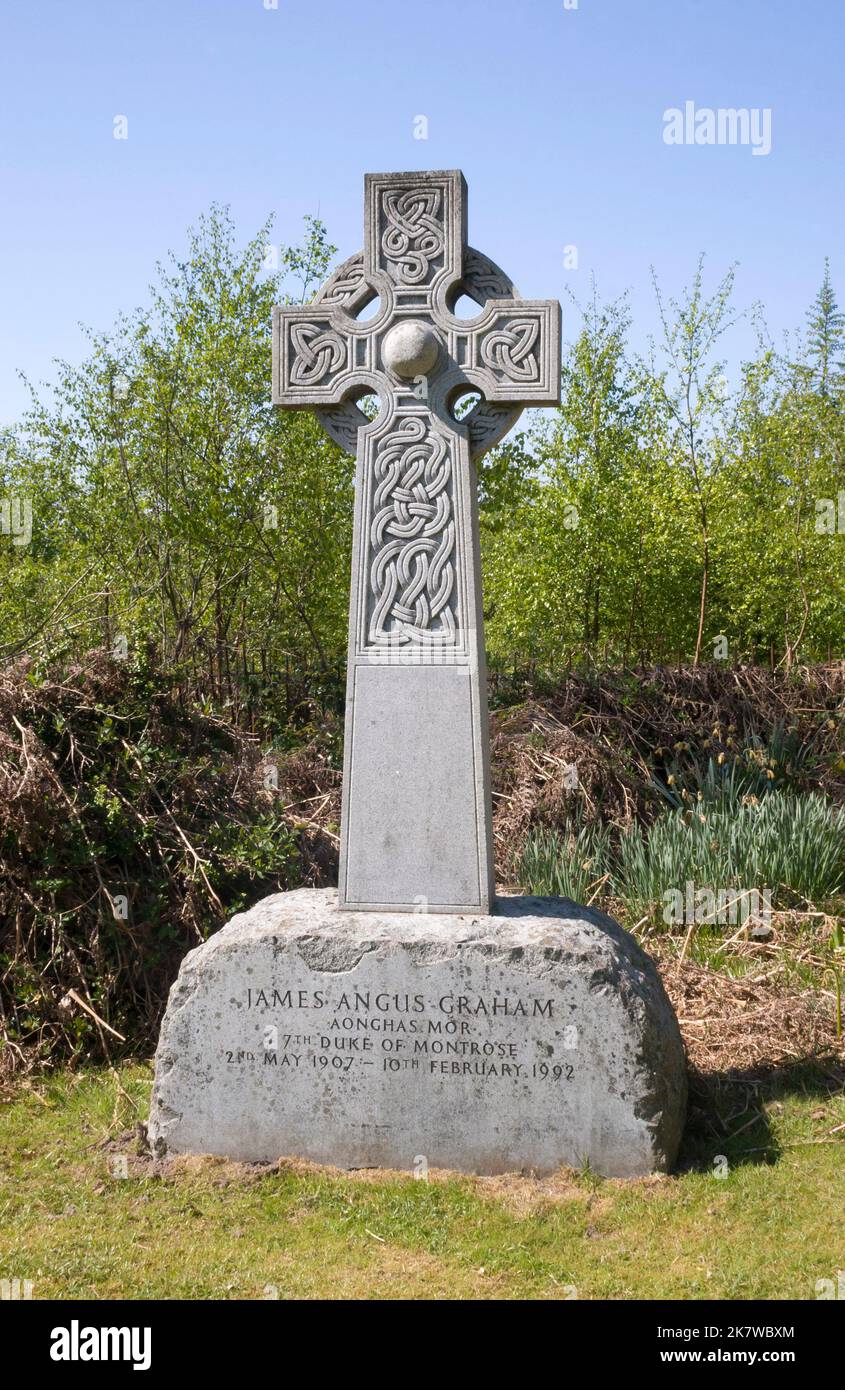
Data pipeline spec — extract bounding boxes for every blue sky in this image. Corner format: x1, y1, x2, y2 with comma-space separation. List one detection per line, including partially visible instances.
0, 0, 842, 425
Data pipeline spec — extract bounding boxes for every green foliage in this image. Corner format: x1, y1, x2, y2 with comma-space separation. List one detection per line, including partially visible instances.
616, 792, 845, 920
651, 720, 811, 811
518, 821, 612, 901
1, 213, 842, 689
0, 655, 303, 1068
520, 791, 845, 922
0, 207, 353, 727
483, 260, 845, 672
804, 257, 845, 397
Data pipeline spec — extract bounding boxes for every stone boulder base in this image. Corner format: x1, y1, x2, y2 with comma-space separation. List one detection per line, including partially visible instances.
148, 890, 687, 1179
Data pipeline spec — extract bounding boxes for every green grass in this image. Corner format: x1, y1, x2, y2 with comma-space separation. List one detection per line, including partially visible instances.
1, 1064, 843, 1300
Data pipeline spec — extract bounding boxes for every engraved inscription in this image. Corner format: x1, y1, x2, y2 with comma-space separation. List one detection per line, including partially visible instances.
234, 987, 577, 1085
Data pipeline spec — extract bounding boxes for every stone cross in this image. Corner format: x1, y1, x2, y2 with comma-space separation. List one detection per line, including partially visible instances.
273, 170, 560, 912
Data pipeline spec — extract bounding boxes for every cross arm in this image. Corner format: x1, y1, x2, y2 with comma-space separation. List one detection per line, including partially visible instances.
272, 303, 375, 408
451, 299, 562, 407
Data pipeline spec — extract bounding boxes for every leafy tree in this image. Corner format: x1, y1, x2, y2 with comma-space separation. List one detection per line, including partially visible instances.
1, 208, 354, 723
645, 258, 750, 666
2, 219, 843, 702
804, 259, 845, 398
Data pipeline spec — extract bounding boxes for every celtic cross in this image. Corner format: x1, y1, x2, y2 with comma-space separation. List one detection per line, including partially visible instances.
273, 170, 560, 912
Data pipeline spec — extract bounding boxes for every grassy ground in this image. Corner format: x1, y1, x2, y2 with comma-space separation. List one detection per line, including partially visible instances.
1, 1063, 843, 1300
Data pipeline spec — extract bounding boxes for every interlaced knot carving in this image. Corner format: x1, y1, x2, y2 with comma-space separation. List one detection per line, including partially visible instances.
369, 417, 455, 646
480, 318, 540, 381
316, 253, 367, 306
289, 323, 345, 386
381, 189, 444, 285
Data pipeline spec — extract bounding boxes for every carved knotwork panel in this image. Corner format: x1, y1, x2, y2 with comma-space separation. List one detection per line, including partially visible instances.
274, 309, 355, 403
314, 251, 370, 311
466, 303, 560, 402
364, 414, 458, 650
480, 316, 541, 381
460, 247, 514, 302
365, 170, 465, 292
